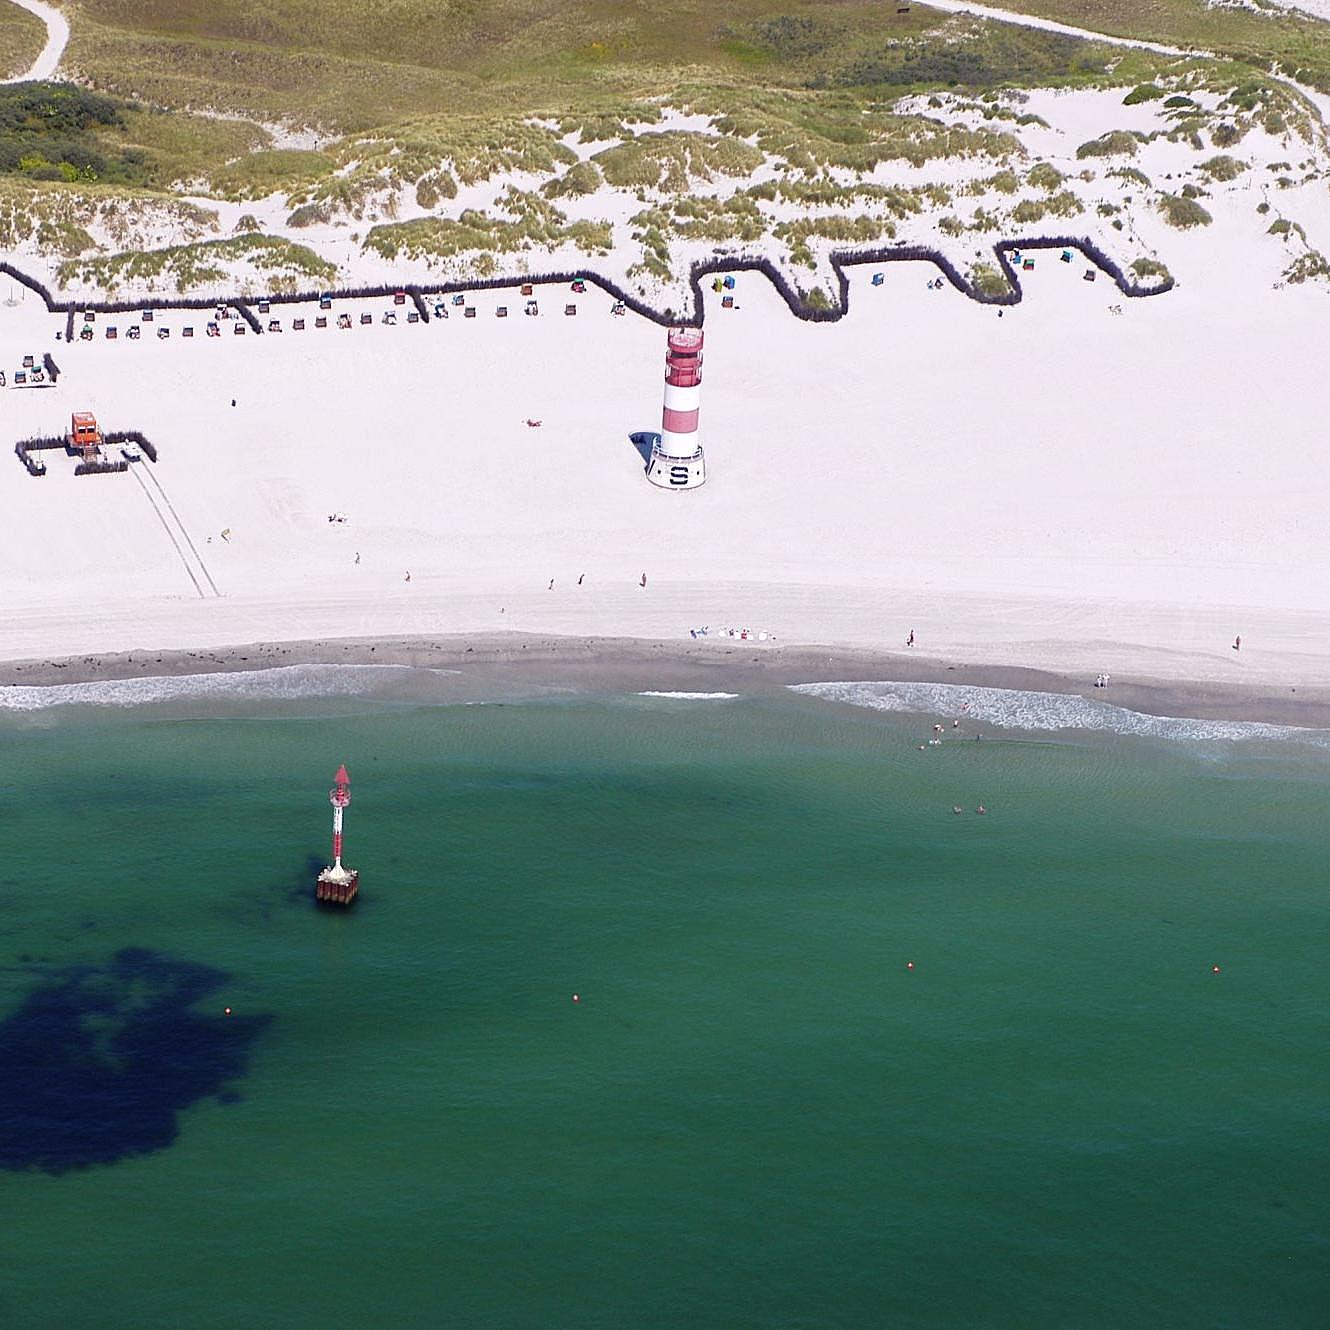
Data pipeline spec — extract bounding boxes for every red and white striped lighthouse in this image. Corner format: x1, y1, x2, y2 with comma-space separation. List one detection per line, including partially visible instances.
645, 326, 707, 489
316, 763, 359, 905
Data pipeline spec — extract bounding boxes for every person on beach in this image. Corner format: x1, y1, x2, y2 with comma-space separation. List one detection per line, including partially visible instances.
907, 630, 915, 647
640, 573, 647, 588
578, 574, 585, 585
548, 579, 554, 590
405, 572, 411, 582
1233, 635, 1241, 651
355, 553, 360, 565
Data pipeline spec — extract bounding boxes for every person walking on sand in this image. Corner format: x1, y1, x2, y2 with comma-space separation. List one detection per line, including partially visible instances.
405, 571, 411, 582
355, 552, 360, 565
907, 630, 915, 647
640, 573, 647, 588
548, 578, 554, 591
578, 573, 585, 585
1233, 635, 1241, 652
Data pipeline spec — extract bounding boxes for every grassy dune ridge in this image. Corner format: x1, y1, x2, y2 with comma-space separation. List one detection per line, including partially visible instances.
0, 0, 48, 80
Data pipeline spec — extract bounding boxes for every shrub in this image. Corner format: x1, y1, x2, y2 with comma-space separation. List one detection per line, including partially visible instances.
1076, 131, 1139, 159
969, 262, 1009, 298
1200, 155, 1245, 181
1157, 193, 1212, 229
1123, 84, 1164, 105
1131, 257, 1170, 279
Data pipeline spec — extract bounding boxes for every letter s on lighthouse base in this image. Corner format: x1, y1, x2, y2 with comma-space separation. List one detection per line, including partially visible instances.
641, 432, 706, 490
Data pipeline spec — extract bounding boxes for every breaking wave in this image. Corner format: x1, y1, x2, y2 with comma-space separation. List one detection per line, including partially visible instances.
788, 680, 1330, 746
0, 664, 446, 711
637, 691, 741, 701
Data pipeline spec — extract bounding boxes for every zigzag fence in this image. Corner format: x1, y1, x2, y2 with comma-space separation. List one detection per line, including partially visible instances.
3, 236, 1172, 336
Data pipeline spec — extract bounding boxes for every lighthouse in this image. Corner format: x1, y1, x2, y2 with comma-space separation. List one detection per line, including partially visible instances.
642, 326, 706, 490
315, 763, 359, 905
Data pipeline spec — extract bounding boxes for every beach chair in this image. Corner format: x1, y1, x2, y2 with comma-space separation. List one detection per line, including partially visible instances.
207, 323, 220, 337
393, 290, 406, 305
564, 304, 577, 316
407, 311, 420, 323
1083, 269, 1096, 282
496, 306, 508, 318
319, 295, 332, 310
268, 319, 282, 332
337, 313, 352, 328
107, 326, 117, 339
127, 326, 141, 340
157, 327, 170, 339
611, 302, 625, 316
22, 355, 33, 367
434, 302, 447, 318
234, 323, 245, 334
258, 300, 270, 314
721, 296, 734, 309
712, 278, 724, 293
293, 318, 306, 330
143, 310, 154, 322
871, 272, 885, 286
360, 312, 372, 325
183, 326, 194, 338
723, 276, 736, 289
452, 293, 466, 306
464, 306, 477, 318
1022, 259, 1035, 271
571, 279, 586, 293
80, 326, 93, 341
1060, 250, 1073, 263
525, 300, 539, 316
382, 311, 396, 325
521, 283, 534, 296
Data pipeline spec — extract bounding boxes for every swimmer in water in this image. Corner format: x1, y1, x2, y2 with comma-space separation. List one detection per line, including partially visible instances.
977, 803, 987, 815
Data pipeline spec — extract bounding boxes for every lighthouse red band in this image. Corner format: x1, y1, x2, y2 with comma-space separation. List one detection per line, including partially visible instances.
329, 763, 350, 869
660, 327, 703, 456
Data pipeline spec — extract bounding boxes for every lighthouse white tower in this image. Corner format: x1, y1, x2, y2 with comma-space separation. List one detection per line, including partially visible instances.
645, 326, 706, 490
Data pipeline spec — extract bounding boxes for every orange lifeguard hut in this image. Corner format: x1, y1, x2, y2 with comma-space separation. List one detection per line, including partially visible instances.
67, 412, 101, 460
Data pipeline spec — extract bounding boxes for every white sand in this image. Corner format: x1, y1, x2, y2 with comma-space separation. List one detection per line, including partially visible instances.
1, 230, 1326, 691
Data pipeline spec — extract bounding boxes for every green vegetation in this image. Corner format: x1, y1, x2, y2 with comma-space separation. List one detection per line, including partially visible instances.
969, 0, 1330, 95
58, 234, 336, 293
773, 213, 890, 266
206, 150, 335, 201
1123, 83, 1164, 104
541, 161, 604, 199
593, 132, 763, 191
1157, 193, 1212, 229
1108, 166, 1151, 187
1284, 250, 1330, 285
0, 3, 46, 81
1010, 189, 1082, 223
364, 191, 612, 263
1076, 131, 1141, 159
970, 262, 1010, 297
1026, 162, 1065, 192
1200, 154, 1245, 181
1130, 256, 1170, 280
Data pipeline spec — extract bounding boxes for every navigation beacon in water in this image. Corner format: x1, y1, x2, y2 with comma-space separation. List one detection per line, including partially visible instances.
316, 764, 359, 905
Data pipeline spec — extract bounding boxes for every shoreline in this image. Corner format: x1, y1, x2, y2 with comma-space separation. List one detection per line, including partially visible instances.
3, 631, 1327, 728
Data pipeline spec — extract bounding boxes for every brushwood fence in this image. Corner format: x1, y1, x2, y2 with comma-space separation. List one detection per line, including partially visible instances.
3, 236, 1172, 337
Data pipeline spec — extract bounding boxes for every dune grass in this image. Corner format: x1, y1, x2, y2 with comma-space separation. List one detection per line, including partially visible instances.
0, 0, 47, 80
968, 0, 1330, 93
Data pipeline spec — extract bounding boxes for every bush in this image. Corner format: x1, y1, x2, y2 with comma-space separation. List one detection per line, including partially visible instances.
1076, 131, 1139, 159
1123, 84, 1164, 105
1200, 155, 1245, 182
1157, 193, 1212, 229
1131, 257, 1170, 280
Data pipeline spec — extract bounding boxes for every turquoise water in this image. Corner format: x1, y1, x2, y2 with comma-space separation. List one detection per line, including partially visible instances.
1, 683, 1327, 1328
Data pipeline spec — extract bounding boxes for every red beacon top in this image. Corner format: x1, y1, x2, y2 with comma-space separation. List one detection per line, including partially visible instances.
330, 764, 351, 808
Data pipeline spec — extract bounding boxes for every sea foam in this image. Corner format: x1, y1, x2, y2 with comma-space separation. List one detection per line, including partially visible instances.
788, 680, 1329, 746
0, 664, 433, 711
637, 691, 741, 701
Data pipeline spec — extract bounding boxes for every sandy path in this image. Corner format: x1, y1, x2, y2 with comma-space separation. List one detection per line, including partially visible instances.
1, 0, 68, 82
919, 0, 1330, 120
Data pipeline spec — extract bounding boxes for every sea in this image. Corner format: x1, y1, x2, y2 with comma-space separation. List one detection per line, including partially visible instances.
1, 666, 1327, 1329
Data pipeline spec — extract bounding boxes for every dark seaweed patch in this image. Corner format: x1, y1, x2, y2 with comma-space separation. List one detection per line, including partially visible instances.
0, 948, 270, 1172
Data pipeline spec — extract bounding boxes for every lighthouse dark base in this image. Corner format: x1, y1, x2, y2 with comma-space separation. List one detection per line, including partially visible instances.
316, 866, 359, 906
